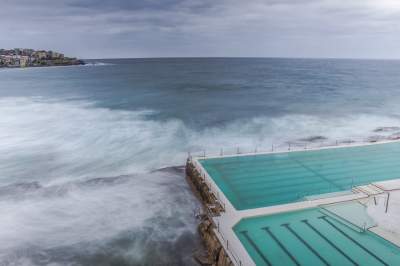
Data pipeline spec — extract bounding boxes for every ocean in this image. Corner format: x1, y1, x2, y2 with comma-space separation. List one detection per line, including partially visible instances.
1, 58, 400, 265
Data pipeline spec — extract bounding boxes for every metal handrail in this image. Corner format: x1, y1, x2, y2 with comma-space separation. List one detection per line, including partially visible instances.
188, 138, 394, 160
215, 220, 243, 266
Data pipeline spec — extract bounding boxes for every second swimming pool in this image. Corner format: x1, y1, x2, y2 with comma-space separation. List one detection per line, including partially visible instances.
234, 207, 400, 266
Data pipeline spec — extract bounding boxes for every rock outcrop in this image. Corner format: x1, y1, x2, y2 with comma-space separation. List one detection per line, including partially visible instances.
186, 159, 234, 266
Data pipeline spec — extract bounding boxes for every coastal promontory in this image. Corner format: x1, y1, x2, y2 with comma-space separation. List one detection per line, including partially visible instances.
0, 48, 85, 68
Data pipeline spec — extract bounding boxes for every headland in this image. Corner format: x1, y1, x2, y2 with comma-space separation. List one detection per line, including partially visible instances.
0, 48, 85, 68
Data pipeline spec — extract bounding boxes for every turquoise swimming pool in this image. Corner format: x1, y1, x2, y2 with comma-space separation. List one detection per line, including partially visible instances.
234, 207, 400, 266
199, 142, 400, 210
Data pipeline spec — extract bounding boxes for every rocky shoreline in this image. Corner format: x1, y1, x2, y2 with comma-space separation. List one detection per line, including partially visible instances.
186, 158, 234, 266
0, 59, 85, 69
0, 48, 85, 68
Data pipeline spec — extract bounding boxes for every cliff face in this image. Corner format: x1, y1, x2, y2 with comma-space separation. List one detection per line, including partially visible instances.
186, 159, 234, 266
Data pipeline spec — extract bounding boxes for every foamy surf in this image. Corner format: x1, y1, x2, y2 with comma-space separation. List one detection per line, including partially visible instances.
1, 97, 400, 184
83, 62, 115, 66
0, 167, 200, 265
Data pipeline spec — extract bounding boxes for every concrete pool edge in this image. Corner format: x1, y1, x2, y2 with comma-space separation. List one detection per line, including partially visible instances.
187, 141, 400, 265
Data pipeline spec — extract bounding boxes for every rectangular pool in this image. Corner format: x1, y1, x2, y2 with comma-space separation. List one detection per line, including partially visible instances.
233, 207, 400, 266
199, 142, 400, 210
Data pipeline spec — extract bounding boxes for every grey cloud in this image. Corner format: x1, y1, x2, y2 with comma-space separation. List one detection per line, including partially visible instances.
1, 0, 400, 59
66, 0, 186, 12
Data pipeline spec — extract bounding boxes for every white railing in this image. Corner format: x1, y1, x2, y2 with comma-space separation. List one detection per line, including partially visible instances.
214, 218, 245, 266
188, 138, 400, 160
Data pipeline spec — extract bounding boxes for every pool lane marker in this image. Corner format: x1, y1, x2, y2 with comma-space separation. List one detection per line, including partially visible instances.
301, 219, 359, 266
240, 230, 272, 266
262, 226, 300, 266
318, 216, 388, 266
289, 157, 342, 191
281, 223, 330, 266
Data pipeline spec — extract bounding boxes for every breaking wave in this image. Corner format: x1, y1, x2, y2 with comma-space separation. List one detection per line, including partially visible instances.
83, 62, 115, 66
2, 97, 400, 185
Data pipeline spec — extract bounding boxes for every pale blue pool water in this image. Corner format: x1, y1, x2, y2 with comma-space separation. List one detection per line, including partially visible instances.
200, 142, 400, 210
234, 207, 400, 266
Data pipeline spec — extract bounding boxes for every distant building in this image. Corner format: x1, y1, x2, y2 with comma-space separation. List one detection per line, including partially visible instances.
22, 49, 34, 56
1, 55, 14, 65
34, 50, 48, 60
14, 48, 21, 55
49, 51, 64, 59
55, 52, 64, 59
19, 56, 29, 67
0, 48, 84, 68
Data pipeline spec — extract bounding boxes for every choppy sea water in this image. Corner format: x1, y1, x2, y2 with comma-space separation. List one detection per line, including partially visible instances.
2, 58, 400, 265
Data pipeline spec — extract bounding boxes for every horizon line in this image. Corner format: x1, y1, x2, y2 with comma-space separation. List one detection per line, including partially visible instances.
84, 56, 400, 61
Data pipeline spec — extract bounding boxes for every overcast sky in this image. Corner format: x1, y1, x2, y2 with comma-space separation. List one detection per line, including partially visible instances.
1, 0, 400, 59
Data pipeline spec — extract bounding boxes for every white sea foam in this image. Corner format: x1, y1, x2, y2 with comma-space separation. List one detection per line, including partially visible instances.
1, 96, 400, 265
0, 170, 199, 264
1, 97, 399, 185
83, 62, 115, 66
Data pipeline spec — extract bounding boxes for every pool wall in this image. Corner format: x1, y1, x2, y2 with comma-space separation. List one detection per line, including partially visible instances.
186, 158, 254, 266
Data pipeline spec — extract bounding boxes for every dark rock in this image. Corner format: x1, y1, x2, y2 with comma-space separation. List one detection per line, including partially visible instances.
299, 136, 327, 142
367, 135, 386, 142
186, 159, 233, 266
373, 127, 400, 133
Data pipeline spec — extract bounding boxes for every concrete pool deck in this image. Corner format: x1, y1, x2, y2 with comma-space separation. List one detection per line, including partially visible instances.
187, 141, 400, 265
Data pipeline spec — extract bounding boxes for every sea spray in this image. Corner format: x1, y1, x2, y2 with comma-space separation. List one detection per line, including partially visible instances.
1, 97, 400, 185
0, 168, 200, 265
